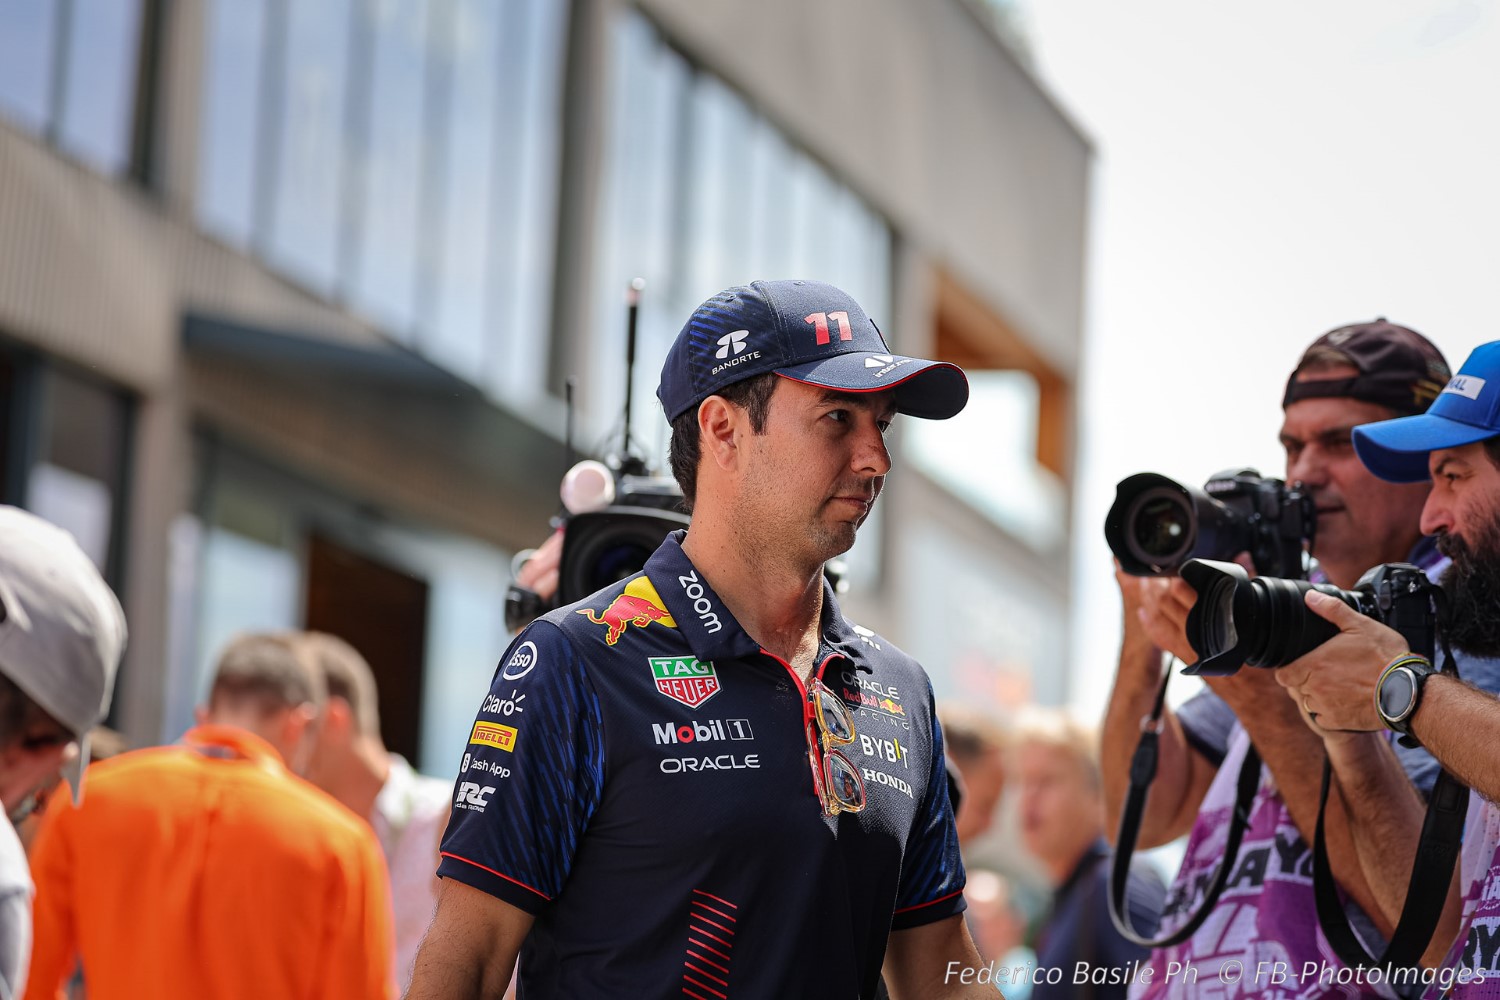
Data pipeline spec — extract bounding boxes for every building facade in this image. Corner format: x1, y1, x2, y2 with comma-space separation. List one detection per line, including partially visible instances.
0, 0, 1089, 773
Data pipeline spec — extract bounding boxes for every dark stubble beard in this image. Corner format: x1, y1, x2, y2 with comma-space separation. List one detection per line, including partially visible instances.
1437, 514, 1500, 657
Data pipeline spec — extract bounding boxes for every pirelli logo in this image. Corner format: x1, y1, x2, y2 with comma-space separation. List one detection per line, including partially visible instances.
469, 721, 518, 752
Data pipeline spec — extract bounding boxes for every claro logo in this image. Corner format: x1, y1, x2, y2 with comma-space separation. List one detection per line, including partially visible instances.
677, 570, 723, 634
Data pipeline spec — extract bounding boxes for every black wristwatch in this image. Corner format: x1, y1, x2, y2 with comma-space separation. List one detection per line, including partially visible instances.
1376, 655, 1436, 746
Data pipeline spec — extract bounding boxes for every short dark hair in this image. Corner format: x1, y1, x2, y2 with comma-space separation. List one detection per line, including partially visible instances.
667, 373, 780, 513
208, 632, 325, 718
1484, 435, 1500, 471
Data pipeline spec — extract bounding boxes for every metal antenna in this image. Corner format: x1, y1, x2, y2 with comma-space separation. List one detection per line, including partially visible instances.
620, 278, 647, 475
564, 376, 577, 471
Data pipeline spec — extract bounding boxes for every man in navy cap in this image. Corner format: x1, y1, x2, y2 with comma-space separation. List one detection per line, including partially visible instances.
1279, 341, 1500, 990
407, 281, 991, 999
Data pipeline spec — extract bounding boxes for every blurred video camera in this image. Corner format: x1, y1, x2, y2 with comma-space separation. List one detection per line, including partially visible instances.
1179, 559, 1438, 676
504, 280, 690, 633
1105, 468, 1314, 579
502, 460, 689, 632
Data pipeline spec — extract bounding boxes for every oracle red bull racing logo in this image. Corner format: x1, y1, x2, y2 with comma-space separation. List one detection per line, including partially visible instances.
649, 656, 722, 709
578, 577, 677, 645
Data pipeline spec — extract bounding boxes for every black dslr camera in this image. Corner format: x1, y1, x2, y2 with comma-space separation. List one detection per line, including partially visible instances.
1179, 559, 1438, 676
1105, 468, 1315, 579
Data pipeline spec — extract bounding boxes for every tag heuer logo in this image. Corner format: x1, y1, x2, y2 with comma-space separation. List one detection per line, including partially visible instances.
649, 656, 722, 709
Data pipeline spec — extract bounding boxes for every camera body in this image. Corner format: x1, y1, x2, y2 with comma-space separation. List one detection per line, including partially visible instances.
504, 463, 690, 633
1105, 469, 1314, 579
1181, 559, 1438, 676
555, 474, 691, 604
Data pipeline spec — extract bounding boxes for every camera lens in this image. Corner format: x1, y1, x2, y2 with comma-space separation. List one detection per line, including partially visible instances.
1125, 487, 1194, 569
1132, 494, 1191, 560
1182, 558, 1353, 674
1199, 577, 1239, 655
585, 541, 658, 592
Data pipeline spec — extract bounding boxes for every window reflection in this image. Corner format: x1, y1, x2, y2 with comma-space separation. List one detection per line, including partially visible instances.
192, 0, 569, 397
486, 0, 568, 402
267, 0, 353, 294
197, 0, 269, 246
591, 10, 893, 472
350, 0, 428, 333
0, 0, 57, 132
56, 0, 145, 175
425, 0, 501, 376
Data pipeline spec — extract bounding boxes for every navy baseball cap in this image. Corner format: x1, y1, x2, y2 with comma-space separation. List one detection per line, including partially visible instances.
657, 280, 969, 422
1354, 341, 1500, 482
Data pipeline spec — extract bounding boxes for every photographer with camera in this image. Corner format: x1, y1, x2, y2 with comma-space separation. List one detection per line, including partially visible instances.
1101, 322, 1478, 997
406, 280, 997, 1000
1274, 341, 1500, 986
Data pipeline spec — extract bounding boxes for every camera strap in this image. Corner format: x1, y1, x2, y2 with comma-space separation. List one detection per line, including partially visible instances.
1109, 655, 1263, 947
1311, 643, 1467, 972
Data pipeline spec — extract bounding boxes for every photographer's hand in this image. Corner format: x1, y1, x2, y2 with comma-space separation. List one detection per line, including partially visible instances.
1274, 590, 1408, 733
1131, 576, 1197, 664
516, 529, 564, 603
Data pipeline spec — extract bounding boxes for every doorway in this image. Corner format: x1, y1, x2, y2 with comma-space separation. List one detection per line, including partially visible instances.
304, 534, 430, 763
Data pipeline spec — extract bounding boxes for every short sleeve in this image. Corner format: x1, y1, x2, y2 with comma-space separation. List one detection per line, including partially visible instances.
890, 685, 967, 930
1176, 688, 1238, 767
437, 620, 605, 915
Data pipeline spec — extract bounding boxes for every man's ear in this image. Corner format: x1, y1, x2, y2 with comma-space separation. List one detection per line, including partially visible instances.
323, 696, 354, 741
698, 396, 742, 472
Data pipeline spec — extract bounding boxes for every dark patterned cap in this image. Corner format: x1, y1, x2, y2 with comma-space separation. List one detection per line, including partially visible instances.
1283, 319, 1450, 417
657, 280, 969, 422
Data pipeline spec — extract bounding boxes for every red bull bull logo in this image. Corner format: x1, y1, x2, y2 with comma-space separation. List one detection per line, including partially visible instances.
578, 577, 677, 645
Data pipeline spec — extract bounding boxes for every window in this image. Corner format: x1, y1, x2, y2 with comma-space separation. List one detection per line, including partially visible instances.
265, 0, 354, 294
195, 0, 569, 397
423, 0, 504, 375
30, 369, 132, 574
55, 0, 146, 174
197, 0, 269, 245
0, 0, 144, 176
0, 0, 57, 132
348, 0, 429, 333
589, 11, 894, 473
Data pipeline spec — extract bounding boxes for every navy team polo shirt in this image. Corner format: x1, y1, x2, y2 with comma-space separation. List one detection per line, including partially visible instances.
439, 531, 967, 999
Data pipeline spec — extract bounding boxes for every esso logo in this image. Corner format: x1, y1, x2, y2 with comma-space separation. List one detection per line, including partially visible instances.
502, 641, 538, 680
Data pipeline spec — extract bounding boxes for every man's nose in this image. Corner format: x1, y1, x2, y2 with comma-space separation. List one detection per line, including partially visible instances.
1288, 449, 1327, 489
1419, 491, 1452, 537
854, 423, 892, 477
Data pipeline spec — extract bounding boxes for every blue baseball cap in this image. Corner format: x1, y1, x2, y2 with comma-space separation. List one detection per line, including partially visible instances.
657, 280, 969, 422
1354, 341, 1500, 482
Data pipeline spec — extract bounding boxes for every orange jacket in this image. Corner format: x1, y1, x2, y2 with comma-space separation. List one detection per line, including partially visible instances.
25, 725, 394, 1000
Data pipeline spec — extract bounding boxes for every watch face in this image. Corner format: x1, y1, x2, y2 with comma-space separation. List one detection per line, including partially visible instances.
1380, 667, 1418, 723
